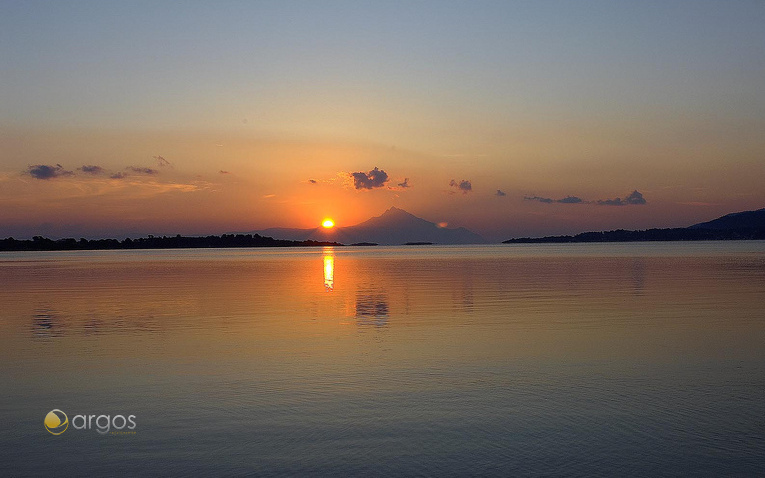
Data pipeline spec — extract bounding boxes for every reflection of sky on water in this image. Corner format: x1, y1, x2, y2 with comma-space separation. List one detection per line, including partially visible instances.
31, 306, 161, 338
355, 291, 389, 328
32, 308, 64, 339
631, 258, 645, 295
4, 245, 765, 478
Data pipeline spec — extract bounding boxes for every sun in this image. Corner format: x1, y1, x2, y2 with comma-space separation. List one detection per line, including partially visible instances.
322, 218, 335, 229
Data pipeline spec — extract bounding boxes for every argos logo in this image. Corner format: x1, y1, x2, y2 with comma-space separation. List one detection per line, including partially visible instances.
45, 409, 136, 435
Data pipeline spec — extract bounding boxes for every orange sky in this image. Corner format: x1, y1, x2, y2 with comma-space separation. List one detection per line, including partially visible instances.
1, 126, 763, 241
2, 3, 764, 240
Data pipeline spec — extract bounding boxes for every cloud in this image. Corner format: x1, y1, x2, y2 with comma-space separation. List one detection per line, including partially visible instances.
110, 172, 127, 179
26, 164, 74, 180
495, 189, 506, 197
625, 190, 647, 205
398, 178, 411, 188
525, 191, 645, 206
524, 195, 584, 204
450, 179, 472, 193
308, 179, 317, 184
78, 165, 105, 175
597, 190, 646, 206
219, 170, 230, 174
351, 167, 389, 190
128, 167, 159, 175
525, 195, 554, 203
153, 155, 172, 167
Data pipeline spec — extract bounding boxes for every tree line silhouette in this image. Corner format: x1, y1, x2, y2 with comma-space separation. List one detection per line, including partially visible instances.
0, 234, 342, 251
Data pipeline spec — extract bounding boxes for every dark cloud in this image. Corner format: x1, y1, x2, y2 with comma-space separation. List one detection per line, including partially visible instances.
597, 190, 646, 206
625, 190, 647, 205
525, 195, 584, 204
351, 167, 389, 190
398, 178, 411, 188
450, 179, 472, 193
153, 155, 172, 167
219, 170, 230, 174
495, 189, 506, 197
308, 179, 317, 184
78, 165, 105, 175
26, 164, 74, 180
110, 172, 127, 179
128, 167, 158, 175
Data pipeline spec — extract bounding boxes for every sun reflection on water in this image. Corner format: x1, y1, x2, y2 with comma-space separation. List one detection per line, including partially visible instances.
323, 247, 334, 291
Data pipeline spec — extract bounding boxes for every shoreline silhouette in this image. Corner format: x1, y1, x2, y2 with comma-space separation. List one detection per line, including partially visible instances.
0, 234, 342, 251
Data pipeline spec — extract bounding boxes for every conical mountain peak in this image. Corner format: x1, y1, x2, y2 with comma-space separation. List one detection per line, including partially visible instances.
245, 207, 486, 245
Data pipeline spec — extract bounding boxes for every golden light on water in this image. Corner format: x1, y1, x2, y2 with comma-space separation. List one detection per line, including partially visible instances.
323, 248, 334, 291
322, 219, 335, 228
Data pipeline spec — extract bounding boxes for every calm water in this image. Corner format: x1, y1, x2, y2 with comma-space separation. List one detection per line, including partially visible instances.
2, 243, 765, 476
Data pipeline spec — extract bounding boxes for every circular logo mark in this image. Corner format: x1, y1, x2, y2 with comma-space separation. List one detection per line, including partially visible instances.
44, 409, 68, 435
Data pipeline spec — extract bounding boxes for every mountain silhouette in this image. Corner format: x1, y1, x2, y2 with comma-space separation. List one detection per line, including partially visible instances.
249, 207, 486, 245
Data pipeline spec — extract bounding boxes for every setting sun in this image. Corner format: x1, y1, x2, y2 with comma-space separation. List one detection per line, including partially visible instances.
322, 219, 335, 228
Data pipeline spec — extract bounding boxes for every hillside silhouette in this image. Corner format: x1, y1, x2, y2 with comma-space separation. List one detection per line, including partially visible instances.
504, 207, 765, 243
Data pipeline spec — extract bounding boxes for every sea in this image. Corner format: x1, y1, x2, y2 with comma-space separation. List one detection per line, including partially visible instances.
1, 242, 764, 476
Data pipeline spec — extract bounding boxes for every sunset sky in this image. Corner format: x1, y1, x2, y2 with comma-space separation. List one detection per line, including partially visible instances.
2, 1, 764, 240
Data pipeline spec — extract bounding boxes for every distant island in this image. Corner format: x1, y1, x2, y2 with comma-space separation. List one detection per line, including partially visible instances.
504, 208, 765, 243
0, 234, 341, 252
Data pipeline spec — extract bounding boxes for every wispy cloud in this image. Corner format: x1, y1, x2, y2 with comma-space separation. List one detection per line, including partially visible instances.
525, 195, 584, 204
128, 167, 159, 175
525, 195, 554, 204
678, 201, 719, 207
495, 189, 506, 197
398, 178, 411, 188
351, 167, 389, 190
121, 180, 206, 197
26, 164, 74, 180
153, 155, 172, 168
524, 190, 646, 206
